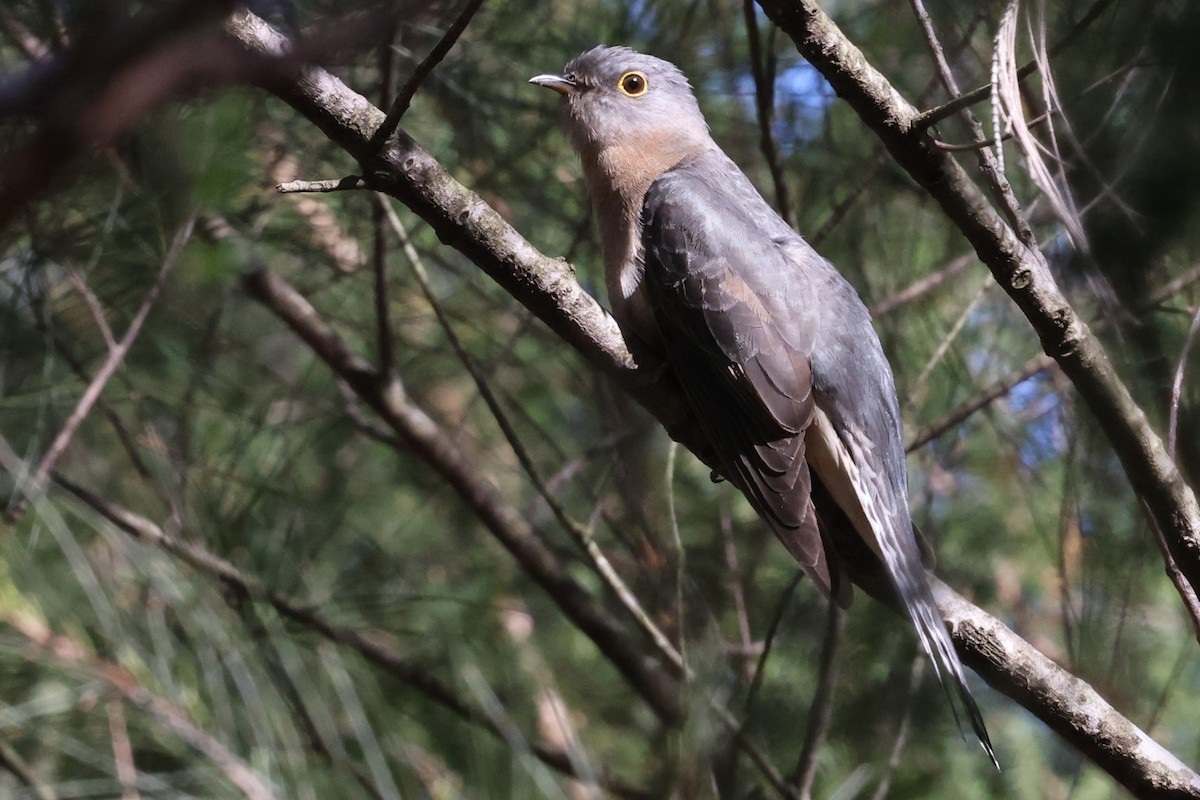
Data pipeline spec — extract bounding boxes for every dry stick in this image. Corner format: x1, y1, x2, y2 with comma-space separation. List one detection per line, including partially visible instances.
788, 602, 845, 800
366, 0, 487, 153
276, 177, 366, 193
226, 13, 1200, 792
241, 268, 682, 725
869, 656, 924, 800
760, 0, 1200, 605
8, 216, 194, 520
871, 250, 974, 317
106, 700, 140, 800
743, 0, 791, 222
48, 473, 649, 800
6, 614, 276, 800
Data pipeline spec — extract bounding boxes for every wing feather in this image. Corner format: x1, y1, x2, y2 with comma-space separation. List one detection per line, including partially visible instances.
641, 159, 847, 604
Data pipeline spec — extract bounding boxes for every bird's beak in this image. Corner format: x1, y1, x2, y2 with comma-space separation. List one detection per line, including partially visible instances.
528, 74, 577, 96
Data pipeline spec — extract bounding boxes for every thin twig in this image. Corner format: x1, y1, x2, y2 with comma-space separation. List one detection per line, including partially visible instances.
743, 0, 791, 222
908, 261, 1200, 452
1142, 497, 1200, 646
65, 265, 116, 350
788, 602, 844, 799
242, 267, 683, 723
0, 735, 56, 800
106, 700, 140, 800
870, 251, 974, 317
906, 276, 990, 410
933, 108, 1057, 151
914, 0, 1118, 129
1167, 304, 1200, 460
377, 196, 686, 675
869, 656, 924, 800
9, 216, 194, 520
276, 177, 366, 193
367, 0, 486, 153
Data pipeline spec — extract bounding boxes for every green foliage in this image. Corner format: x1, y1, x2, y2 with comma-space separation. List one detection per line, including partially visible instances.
0, 0, 1198, 798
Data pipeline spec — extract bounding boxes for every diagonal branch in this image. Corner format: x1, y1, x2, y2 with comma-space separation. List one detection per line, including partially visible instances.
241, 268, 682, 725
6, 216, 194, 521
756, 0, 1200, 609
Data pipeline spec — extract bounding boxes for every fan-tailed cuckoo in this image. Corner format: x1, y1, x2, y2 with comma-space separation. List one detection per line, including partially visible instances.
531, 45, 995, 764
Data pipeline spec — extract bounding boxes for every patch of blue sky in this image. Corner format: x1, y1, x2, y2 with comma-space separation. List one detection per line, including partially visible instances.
1008, 375, 1066, 468
730, 60, 835, 151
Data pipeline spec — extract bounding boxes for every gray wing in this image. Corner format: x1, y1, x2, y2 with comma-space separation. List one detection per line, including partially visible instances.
641, 158, 848, 605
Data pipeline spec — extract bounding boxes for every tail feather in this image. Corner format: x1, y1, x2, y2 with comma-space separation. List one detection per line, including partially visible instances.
807, 408, 998, 767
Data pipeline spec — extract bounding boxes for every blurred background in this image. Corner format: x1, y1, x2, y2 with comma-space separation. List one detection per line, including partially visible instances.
0, 0, 1197, 797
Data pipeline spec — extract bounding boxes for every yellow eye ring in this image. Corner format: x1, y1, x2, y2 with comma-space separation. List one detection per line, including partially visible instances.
617, 70, 649, 97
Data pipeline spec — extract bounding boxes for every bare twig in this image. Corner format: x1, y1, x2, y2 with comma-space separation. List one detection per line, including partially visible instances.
1167, 305, 1200, 460
908, 262, 1200, 453
870, 251, 974, 317
106, 700, 140, 800
378, 196, 686, 675
788, 602, 844, 799
8, 216, 194, 520
65, 265, 116, 350
242, 267, 682, 723
276, 177, 366, 193
914, 0, 1118, 129
0, 735, 56, 800
907, 276, 990, 408
367, 0, 487, 153
743, 0, 791, 222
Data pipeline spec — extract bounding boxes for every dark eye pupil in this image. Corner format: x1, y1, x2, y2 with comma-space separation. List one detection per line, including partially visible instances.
624, 74, 643, 93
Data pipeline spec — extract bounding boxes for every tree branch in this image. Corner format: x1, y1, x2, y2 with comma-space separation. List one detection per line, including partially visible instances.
241, 268, 682, 725
756, 0, 1200, 611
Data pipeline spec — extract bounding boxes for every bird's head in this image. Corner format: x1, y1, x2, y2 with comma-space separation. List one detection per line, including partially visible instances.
530, 45, 710, 162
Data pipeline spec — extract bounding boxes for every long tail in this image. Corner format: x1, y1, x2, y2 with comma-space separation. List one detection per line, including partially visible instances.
807, 409, 998, 767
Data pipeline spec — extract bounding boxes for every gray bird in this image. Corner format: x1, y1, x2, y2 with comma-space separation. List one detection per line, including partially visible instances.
531, 45, 995, 764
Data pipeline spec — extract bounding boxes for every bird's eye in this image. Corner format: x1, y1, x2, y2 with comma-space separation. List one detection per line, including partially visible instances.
617, 71, 649, 97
